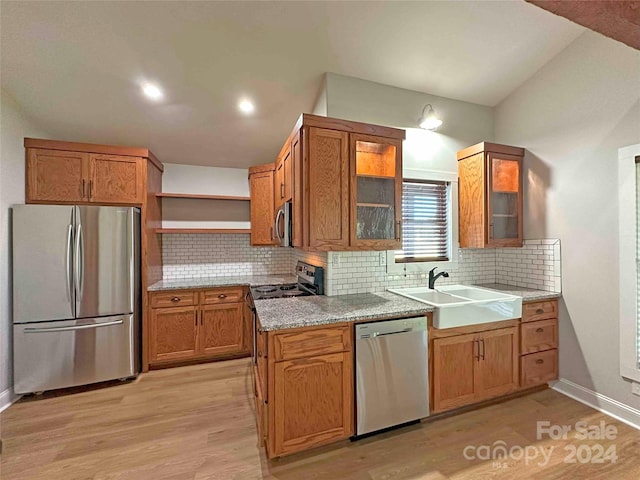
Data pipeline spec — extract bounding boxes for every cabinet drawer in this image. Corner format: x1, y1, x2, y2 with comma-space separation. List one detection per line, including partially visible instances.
150, 291, 196, 308
521, 319, 558, 354
201, 287, 244, 305
520, 349, 558, 387
272, 325, 351, 362
522, 300, 558, 322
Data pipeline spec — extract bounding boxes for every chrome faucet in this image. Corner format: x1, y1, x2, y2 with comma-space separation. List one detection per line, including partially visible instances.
428, 267, 449, 289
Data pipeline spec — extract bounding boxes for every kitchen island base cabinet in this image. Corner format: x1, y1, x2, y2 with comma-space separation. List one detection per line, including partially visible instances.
432, 326, 519, 414
256, 323, 354, 459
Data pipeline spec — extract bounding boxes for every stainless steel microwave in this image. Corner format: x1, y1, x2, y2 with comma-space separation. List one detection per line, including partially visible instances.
274, 201, 292, 247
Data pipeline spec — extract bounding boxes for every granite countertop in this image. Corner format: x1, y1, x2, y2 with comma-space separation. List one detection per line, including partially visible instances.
255, 292, 434, 331
475, 283, 562, 302
148, 274, 298, 291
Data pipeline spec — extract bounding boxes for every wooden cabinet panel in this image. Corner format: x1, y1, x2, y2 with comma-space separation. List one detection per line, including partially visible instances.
257, 328, 268, 401
274, 158, 285, 209
88, 154, 144, 204
521, 349, 558, 387
521, 319, 558, 354
272, 352, 353, 457
476, 327, 519, 401
150, 291, 196, 308
200, 287, 244, 305
349, 134, 402, 250
458, 153, 485, 248
291, 130, 303, 247
149, 306, 198, 364
458, 143, 524, 248
432, 333, 477, 413
522, 300, 558, 323
307, 127, 350, 250
272, 325, 351, 362
200, 303, 244, 357
283, 148, 292, 202
249, 168, 276, 246
26, 149, 88, 203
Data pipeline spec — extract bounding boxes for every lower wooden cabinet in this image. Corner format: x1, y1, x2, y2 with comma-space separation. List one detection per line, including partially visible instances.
255, 322, 354, 459
432, 326, 518, 413
148, 287, 250, 367
519, 299, 559, 388
149, 306, 199, 364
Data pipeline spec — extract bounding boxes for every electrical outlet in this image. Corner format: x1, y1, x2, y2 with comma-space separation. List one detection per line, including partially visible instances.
379, 251, 386, 266
632, 382, 640, 396
332, 252, 340, 267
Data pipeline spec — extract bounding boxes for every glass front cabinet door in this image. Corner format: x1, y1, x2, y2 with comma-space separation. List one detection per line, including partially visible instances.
350, 134, 402, 249
487, 152, 523, 247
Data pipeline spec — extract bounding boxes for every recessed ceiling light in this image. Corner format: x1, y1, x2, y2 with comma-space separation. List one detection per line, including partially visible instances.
238, 99, 255, 114
142, 83, 163, 101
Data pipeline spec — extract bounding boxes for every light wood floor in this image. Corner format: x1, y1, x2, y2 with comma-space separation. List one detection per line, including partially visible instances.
1, 358, 639, 479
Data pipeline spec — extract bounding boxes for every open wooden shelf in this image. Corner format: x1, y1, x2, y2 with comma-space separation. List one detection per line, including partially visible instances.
155, 228, 251, 234
156, 192, 250, 201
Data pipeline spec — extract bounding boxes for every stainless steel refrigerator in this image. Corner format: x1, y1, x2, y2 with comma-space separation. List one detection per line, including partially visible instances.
12, 205, 140, 394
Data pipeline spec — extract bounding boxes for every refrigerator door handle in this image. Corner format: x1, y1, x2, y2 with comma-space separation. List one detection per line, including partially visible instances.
24, 319, 124, 334
65, 224, 73, 304
74, 223, 84, 302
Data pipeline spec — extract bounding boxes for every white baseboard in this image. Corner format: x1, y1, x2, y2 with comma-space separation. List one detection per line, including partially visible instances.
0, 388, 20, 414
552, 378, 640, 431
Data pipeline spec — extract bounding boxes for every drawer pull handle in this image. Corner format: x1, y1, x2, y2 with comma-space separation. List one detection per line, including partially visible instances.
171, 297, 181, 303
536, 308, 544, 314
536, 327, 544, 333
218, 294, 227, 299
536, 359, 544, 365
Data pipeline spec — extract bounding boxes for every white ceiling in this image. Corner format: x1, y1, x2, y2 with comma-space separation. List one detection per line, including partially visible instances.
1, 1, 584, 168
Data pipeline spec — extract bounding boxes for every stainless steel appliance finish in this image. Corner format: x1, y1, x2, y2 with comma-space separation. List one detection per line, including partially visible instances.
274, 201, 292, 247
13, 314, 138, 394
250, 261, 324, 300
355, 317, 430, 436
12, 205, 140, 394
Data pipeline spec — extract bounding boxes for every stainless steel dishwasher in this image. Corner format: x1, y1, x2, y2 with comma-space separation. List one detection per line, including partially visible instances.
355, 317, 429, 436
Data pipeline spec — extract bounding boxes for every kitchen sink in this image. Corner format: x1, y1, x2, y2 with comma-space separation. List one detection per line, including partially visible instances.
388, 285, 522, 329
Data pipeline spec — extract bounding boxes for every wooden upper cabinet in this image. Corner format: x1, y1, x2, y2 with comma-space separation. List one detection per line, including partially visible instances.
274, 146, 292, 210
274, 157, 285, 210
458, 142, 524, 248
249, 165, 276, 246
291, 129, 302, 247
26, 147, 145, 205
349, 133, 402, 250
88, 154, 144, 204
306, 127, 350, 250
26, 149, 89, 203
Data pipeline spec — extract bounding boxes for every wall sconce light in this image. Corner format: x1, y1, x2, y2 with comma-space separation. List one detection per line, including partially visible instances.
418, 104, 443, 131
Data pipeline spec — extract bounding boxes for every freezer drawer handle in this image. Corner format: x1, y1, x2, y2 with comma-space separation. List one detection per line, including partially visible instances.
24, 319, 124, 333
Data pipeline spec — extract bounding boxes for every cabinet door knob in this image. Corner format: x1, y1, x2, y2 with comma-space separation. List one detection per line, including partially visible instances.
536, 359, 544, 365
536, 327, 544, 333
218, 294, 227, 299
536, 308, 544, 314
171, 297, 180, 302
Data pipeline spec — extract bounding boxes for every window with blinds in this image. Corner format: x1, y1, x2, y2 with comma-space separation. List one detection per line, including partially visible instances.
395, 180, 449, 263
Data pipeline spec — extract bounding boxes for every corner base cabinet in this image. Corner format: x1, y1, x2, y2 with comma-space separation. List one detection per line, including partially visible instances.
148, 287, 250, 367
255, 322, 354, 459
458, 142, 524, 248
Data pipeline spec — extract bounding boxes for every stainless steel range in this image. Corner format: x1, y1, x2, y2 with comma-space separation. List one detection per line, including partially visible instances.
251, 261, 324, 300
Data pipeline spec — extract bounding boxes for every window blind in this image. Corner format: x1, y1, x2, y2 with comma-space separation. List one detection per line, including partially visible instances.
395, 180, 449, 263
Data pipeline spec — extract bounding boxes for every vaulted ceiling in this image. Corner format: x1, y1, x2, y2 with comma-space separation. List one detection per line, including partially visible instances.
1, 1, 585, 167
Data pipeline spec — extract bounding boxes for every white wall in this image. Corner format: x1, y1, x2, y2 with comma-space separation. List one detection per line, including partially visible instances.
495, 31, 640, 408
0, 90, 51, 408
324, 73, 494, 174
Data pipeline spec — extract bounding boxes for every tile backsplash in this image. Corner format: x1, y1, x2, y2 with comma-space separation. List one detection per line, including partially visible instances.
162, 234, 291, 279
162, 234, 561, 295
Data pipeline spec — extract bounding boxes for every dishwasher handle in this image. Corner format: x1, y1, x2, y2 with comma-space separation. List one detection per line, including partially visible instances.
372, 328, 412, 338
